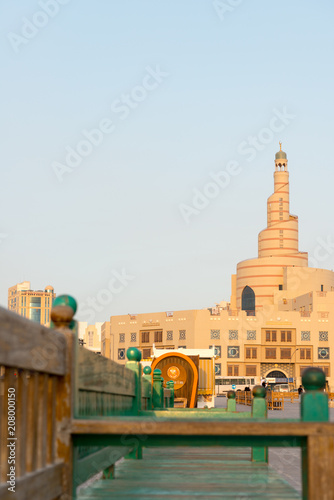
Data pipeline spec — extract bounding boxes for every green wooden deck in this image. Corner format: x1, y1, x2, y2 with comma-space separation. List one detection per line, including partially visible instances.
77, 447, 301, 499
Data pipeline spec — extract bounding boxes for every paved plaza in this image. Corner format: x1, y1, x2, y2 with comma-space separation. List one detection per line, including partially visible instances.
216, 397, 334, 492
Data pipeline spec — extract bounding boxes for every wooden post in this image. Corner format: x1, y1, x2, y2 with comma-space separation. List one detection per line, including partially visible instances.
166, 381, 174, 408
125, 348, 143, 459
300, 367, 333, 499
152, 369, 163, 409
226, 390, 236, 412
125, 347, 142, 416
301, 367, 329, 422
143, 366, 152, 410
169, 380, 174, 408
161, 376, 165, 408
251, 385, 268, 463
51, 294, 77, 500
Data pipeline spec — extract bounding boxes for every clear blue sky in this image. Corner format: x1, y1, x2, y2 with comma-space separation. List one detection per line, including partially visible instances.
1, 1, 334, 322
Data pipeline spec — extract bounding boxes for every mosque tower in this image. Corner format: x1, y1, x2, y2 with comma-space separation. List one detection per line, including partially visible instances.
230, 145, 308, 312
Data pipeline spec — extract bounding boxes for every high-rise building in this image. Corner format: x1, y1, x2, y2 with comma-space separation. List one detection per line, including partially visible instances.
8, 281, 55, 326
102, 146, 334, 391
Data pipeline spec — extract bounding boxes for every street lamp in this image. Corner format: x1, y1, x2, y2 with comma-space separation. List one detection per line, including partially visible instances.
289, 348, 299, 389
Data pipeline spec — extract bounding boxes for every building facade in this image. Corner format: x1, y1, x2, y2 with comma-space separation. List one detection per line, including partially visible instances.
102, 147, 334, 390
78, 322, 103, 354
8, 281, 55, 326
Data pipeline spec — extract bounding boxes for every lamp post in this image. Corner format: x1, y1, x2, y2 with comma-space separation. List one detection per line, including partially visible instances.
289, 348, 299, 389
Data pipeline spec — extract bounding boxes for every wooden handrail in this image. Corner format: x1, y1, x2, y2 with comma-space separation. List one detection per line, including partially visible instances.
0, 304, 70, 500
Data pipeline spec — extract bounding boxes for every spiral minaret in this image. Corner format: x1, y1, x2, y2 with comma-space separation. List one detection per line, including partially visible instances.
232, 145, 308, 311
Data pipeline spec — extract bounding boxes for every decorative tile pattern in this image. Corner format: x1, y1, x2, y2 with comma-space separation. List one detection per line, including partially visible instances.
118, 348, 125, 360
166, 331, 173, 341
229, 330, 238, 340
215, 363, 221, 376
247, 330, 256, 340
209, 345, 221, 358
210, 329, 220, 340
301, 331, 311, 341
319, 331, 328, 342
227, 346, 240, 358
119, 333, 125, 343
318, 347, 330, 359
130, 332, 136, 343
179, 330, 186, 340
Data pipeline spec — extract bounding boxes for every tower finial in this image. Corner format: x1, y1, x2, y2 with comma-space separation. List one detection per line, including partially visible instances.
279, 141, 282, 151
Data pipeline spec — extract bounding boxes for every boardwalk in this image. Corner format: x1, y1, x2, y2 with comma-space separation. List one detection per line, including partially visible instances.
217, 397, 334, 493
77, 448, 301, 499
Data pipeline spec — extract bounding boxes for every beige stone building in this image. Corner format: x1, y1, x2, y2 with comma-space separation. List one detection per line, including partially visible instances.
78, 322, 103, 354
102, 147, 334, 390
8, 281, 55, 326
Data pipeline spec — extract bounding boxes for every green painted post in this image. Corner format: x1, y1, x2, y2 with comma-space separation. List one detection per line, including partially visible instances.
251, 385, 268, 463
143, 366, 152, 410
152, 369, 163, 409
125, 348, 142, 459
166, 381, 174, 408
301, 367, 329, 500
166, 381, 170, 408
161, 376, 165, 408
226, 390, 236, 412
301, 367, 328, 422
169, 380, 174, 407
125, 347, 142, 415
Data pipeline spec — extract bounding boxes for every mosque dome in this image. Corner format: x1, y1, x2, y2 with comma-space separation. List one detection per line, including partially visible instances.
275, 150, 287, 160
275, 142, 287, 160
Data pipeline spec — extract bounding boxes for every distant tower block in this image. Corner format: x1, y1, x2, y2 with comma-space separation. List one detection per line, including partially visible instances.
232, 145, 308, 311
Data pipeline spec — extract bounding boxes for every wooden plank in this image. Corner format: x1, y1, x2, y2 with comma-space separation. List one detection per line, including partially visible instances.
303, 435, 334, 500
0, 462, 63, 500
55, 327, 75, 498
17, 370, 28, 478
1, 369, 12, 482
0, 307, 66, 375
37, 374, 48, 468
139, 410, 253, 419
73, 446, 132, 489
77, 448, 300, 499
1, 368, 17, 482
0, 367, 4, 483
47, 376, 56, 464
25, 373, 34, 473
31, 373, 39, 471
77, 347, 135, 396
71, 419, 334, 437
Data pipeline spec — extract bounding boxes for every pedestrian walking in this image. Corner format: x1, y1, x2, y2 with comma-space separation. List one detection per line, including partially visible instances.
298, 385, 303, 400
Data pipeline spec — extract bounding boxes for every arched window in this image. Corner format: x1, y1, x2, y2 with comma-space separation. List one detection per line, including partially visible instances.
266, 370, 286, 379
242, 286, 255, 313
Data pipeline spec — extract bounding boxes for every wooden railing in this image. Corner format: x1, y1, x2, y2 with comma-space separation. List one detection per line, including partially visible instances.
235, 390, 252, 406
1, 297, 334, 500
0, 306, 69, 499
